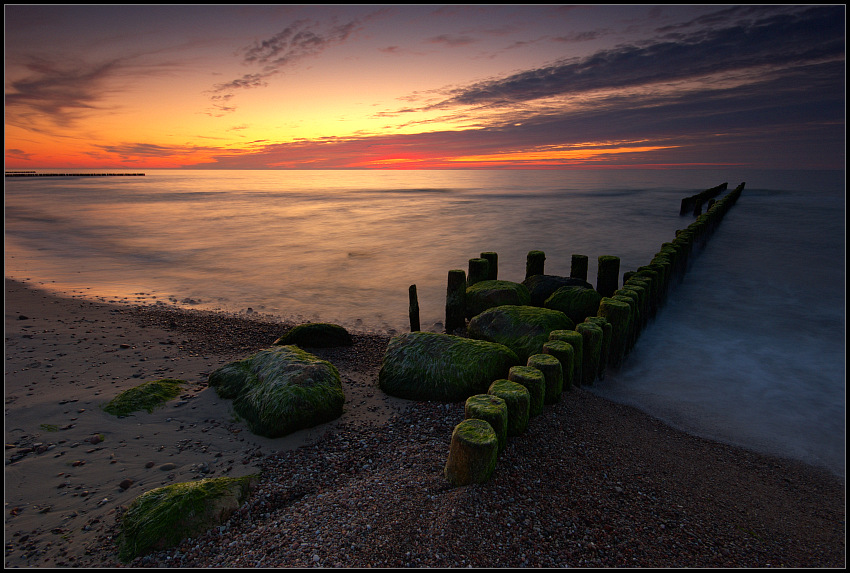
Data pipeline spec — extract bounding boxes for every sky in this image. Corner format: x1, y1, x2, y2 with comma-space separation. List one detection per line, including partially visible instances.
4, 4, 846, 170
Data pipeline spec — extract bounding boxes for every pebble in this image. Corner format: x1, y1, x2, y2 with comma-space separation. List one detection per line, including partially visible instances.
160, 463, 178, 471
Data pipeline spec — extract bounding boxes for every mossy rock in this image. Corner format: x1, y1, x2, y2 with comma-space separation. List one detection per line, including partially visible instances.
544, 285, 602, 325
508, 365, 545, 418
102, 379, 186, 417
465, 279, 531, 318
208, 346, 344, 438
522, 275, 594, 306
378, 331, 519, 402
118, 475, 256, 562
273, 322, 353, 347
527, 353, 563, 405
444, 419, 499, 486
467, 305, 575, 362
465, 394, 508, 453
488, 379, 530, 437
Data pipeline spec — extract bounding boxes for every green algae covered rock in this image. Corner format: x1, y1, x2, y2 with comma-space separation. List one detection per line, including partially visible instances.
523, 275, 594, 307
103, 379, 186, 417
209, 345, 344, 438
465, 393, 508, 453
465, 279, 532, 318
467, 305, 575, 362
544, 285, 602, 325
273, 322, 353, 347
488, 379, 530, 437
378, 331, 519, 402
444, 418, 499, 486
118, 475, 256, 562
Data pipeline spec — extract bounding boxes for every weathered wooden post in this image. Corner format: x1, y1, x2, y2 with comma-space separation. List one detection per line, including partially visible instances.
584, 316, 611, 380
444, 419, 498, 486
445, 269, 467, 333
575, 322, 603, 386
542, 339, 575, 391
570, 254, 588, 280
507, 365, 545, 417
548, 329, 583, 387
468, 258, 490, 286
527, 353, 563, 405
465, 394, 508, 454
408, 284, 420, 332
488, 379, 531, 437
526, 250, 545, 279
596, 255, 620, 298
597, 297, 631, 368
480, 252, 498, 280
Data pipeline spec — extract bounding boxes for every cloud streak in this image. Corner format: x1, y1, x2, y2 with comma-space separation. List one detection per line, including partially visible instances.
429, 5, 844, 110
207, 18, 360, 115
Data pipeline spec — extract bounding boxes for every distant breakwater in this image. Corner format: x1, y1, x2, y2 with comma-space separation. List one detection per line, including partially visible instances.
5, 171, 145, 177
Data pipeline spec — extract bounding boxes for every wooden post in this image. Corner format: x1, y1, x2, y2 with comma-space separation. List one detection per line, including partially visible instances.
467, 258, 490, 286
526, 250, 545, 279
570, 254, 588, 280
596, 255, 620, 298
408, 284, 420, 332
480, 252, 498, 280
445, 269, 467, 334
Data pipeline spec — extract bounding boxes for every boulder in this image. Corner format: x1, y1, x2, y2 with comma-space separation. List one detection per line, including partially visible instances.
543, 285, 602, 324
118, 475, 256, 562
273, 322, 353, 347
378, 331, 519, 402
209, 345, 344, 438
465, 279, 531, 318
467, 305, 575, 362
522, 275, 593, 306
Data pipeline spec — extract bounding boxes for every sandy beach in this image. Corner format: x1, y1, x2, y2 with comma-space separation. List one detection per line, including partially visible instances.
4, 277, 845, 568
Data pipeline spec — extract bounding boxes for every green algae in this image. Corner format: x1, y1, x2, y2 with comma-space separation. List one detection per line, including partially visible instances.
542, 339, 575, 391
378, 331, 519, 402
548, 329, 583, 387
118, 475, 256, 562
465, 279, 531, 318
102, 379, 186, 417
527, 353, 563, 405
209, 346, 343, 438
467, 305, 575, 362
507, 365, 545, 418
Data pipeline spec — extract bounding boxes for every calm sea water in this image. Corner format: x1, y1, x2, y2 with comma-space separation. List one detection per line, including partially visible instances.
4, 168, 845, 476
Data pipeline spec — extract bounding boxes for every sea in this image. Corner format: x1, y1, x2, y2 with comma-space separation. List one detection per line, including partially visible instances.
4, 168, 845, 477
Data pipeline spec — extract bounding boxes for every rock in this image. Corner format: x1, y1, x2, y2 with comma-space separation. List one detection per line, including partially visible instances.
543, 285, 602, 325
522, 275, 593, 307
273, 322, 353, 348
208, 345, 344, 438
378, 331, 519, 402
118, 475, 257, 562
465, 280, 531, 318
160, 463, 178, 471
119, 479, 134, 490
467, 305, 575, 362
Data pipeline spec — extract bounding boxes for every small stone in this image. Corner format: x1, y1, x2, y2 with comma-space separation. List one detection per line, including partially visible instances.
118, 479, 133, 490
145, 461, 155, 469
159, 462, 178, 471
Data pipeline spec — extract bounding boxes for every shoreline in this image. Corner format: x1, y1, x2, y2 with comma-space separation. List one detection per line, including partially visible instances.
4, 278, 845, 567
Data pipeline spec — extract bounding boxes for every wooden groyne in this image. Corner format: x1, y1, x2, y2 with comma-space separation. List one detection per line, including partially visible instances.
5, 172, 145, 177
430, 181, 747, 485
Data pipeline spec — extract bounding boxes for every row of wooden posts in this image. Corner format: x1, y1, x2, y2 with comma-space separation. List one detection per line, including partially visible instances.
439, 181, 746, 485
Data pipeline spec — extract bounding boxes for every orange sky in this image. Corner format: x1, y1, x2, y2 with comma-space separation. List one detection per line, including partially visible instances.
4, 5, 845, 170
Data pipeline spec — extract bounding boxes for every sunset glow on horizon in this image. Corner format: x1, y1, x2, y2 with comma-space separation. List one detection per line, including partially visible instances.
4, 5, 845, 171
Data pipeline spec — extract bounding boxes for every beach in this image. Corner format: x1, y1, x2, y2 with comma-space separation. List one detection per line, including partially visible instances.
4, 277, 845, 567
